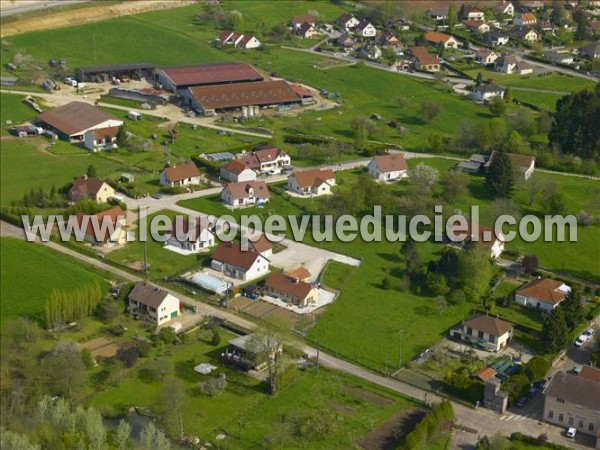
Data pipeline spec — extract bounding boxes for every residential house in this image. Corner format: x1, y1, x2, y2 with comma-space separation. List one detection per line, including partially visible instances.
515, 277, 571, 311
335, 13, 360, 30
223, 334, 282, 371
543, 371, 600, 438
128, 283, 180, 326
508, 25, 540, 42
580, 40, 600, 59
68, 176, 115, 203
463, 5, 486, 21
264, 273, 318, 308
287, 169, 336, 197
336, 32, 355, 48
83, 126, 120, 152
360, 44, 382, 60
476, 49, 499, 65
166, 217, 215, 253
367, 153, 408, 181
74, 206, 127, 247
494, 54, 534, 74
493, 1, 515, 17
472, 84, 506, 102
210, 241, 269, 281
285, 267, 312, 283
160, 162, 202, 187
545, 50, 574, 64
522, 1, 545, 10
354, 20, 377, 37
509, 153, 536, 180
220, 160, 257, 182
221, 180, 271, 207
291, 16, 315, 30
450, 314, 514, 352
375, 31, 401, 47
449, 221, 505, 258
234, 147, 291, 173
486, 29, 510, 46
409, 46, 441, 72
424, 31, 460, 48
236, 34, 261, 49
514, 12, 538, 26
216, 30, 243, 47
456, 160, 484, 174
297, 22, 319, 39
426, 9, 448, 22
464, 20, 491, 33
37, 101, 123, 143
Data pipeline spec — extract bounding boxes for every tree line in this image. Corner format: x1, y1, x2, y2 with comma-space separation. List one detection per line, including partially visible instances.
44, 281, 104, 328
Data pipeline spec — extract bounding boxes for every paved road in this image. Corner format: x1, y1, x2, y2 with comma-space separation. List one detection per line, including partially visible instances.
1, 220, 590, 449
0, 0, 89, 17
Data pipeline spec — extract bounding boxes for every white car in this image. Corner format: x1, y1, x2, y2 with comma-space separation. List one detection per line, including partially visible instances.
583, 328, 596, 339
574, 334, 589, 347
567, 427, 577, 438
267, 168, 281, 176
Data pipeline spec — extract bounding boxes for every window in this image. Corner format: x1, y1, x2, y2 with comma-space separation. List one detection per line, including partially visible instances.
556, 398, 565, 403
488, 335, 496, 343
579, 420, 584, 428
478, 330, 484, 339
467, 327, 473, 336
558, 414, 564, 422
589, 423, 595, 432
568, 417, 573, 426
548, 411, 554, 419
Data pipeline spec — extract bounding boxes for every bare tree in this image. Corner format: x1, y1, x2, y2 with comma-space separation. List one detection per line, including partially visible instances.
409, 163, 439, 196
249, 328, 285, 395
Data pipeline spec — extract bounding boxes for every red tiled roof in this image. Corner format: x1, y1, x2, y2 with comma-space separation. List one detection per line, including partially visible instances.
265, 273, 314, 299
463, 314, 513, 337
517, 278, 567, 305
163, 162, 200, 182
291, 169, 335, 188
211, 242, 263, 270
285, 267, 311, 281
223, 181, 270, 201
289, 83, 314, 98
292, 16, 315, 26
75, 206, 125, 242
410, 46, 440, 66
91, 126, 120, 140
160, 63, 263, 87
169, 217, 213, 243
473, 367, 497, 381
38, 102, 119, 136
373, 153, 408, 173
222, 159, 253, 175
254, 146, 287, 163
69, 176, 109, 200
580, 366, 600, 382
189, 80, 300, 110
248, 233, 273, 254
508, 153, 535, 168
424, 31, 454, 44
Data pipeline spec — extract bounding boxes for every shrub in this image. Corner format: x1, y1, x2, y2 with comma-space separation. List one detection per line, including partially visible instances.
199, 373, 227, 397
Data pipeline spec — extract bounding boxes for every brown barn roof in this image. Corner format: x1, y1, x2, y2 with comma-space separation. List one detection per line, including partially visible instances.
410, 46, 440, 66
255, 147, 287, 163
508, 153, 535, 168
224, 181, 270, 201
265, 273, 314, 299
211, 242, 263, 270
129, 283, 172, 308
546, 372, 600, 410
285, 267, 312, 281
292, 15, 315, 26
373, 153, 408, 173
69, 176, 109, 199
291, 169, 335, 188
163, 162, 200, 182
38, 102, 119, 136
463, 314, 513, 337
580, 366, 600, 382
516, 278, 567, 305
160, 63, 263, 87
473, 367, 497, 381
189, 80, 300, 110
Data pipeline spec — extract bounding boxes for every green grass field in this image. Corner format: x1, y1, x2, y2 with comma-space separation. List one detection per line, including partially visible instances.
511, 90, 564, 112
0, 237, 107, 321
321, 261, 356, 290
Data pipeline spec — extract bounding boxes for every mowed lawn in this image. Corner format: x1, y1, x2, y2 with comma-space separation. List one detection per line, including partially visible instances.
91, 328, 417, 448
0, 238, 107, 321
511, 90, 564, 112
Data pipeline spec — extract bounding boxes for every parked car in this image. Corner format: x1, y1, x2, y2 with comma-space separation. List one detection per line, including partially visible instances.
526, 387, 540, 398
583, 328, 596, 339
534, 379, 549, 390
573, 366, 583, 375
151, 193, 162, 199
281, 166, 293, 173
566, 427, 577, 438
574, 331, 591, 347
267, 168, 281, 176
515, 396, 530, 407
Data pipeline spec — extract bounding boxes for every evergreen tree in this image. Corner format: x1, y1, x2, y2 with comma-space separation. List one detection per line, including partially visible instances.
542, 307, 569, 353
561, 289, 583, 330
86, 164, 97, 178
448, 4, 458, 30
116, 125, 128, 148
485, 147, 514, 198
504, 87, 513, 103
476, 71, 483, 86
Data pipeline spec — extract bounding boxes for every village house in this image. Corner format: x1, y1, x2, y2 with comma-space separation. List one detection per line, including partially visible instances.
493, 1, 515, 17
476, 49, 499, 65
544, 50, 574, 64
83, 126, 120, 152
522, 1, 545, 10
449, 222, 505, 259
367, 153, 408, 181
354, 19, 377, 37
464, 20, 491, 33
509, 153, 536, 180
508, 25, 540, 42
128, 283, 180, 326
74, 206, 127, 248
424, 31, 460, 49
543, 370, 600, 438
408, 46, 441, 72
236, 34, 262, 49
221, 180, 271, 207
285, 266, 312, 283
494, 54, 534, 74
287, 169, 336, 197
335, 13, 360, 30
580, 40, 600, 59
297, 22, 319, 39
450, 314, 514, 352
515, 277, 571, 312
215, 30, 261, 49
220, 160, 257, 182
336, 32, 355, 48
246, 233, 273, 258
223, 334, 282, 371
472, 84, 506, 102
211, 241, 270, 281
426, 9, 448, 22
360, 44, 383, 60
291, 15, 315, 30
486, 29, 510, 46
514, 12, 538, 26
235, 147, 291, 173
375, 31, 401, 47
37, 102, 123, 143
160, 162, 202, 187
463, 5, 486, 21
264, 273, 318, 308
166, 217, 215, 254
68, 176, 116, 203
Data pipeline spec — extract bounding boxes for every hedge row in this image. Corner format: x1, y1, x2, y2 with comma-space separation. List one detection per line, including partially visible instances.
402, 400, 454, 449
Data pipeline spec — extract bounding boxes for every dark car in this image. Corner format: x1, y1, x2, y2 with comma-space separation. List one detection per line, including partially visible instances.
534, 379, 548, 390
526, 387, 540, 398
151, 193, 162, 199
515, 396, 530, 407
281, 166, 293, 173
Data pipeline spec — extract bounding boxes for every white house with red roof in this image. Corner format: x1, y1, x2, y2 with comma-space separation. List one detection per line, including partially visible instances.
287, 169, 336, 197
220, 159, 257, 182
73, 206, 127, 247
83, 126, 120, 152
291, 15, 315, 29
160, 162, 202, 187
335, 13, 360, 30
211, 241, 270, 281
165, 217, 215, 254
515, 278, 571, 312
221, 180, 271, 207
367, 153, 408, 181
